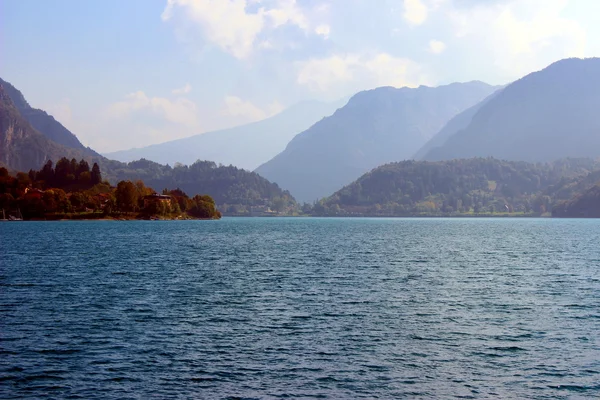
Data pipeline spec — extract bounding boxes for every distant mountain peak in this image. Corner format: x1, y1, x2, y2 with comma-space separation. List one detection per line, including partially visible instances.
421, 57, 600, 163
104, 98, 347, 171
255, 81, 498, 202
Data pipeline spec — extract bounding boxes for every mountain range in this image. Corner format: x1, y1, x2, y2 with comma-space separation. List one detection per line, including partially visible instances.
104, 98, 347, 171
2, 57, 600, 216
0, 79, 294, 212
255, 81, 498, 202
420, 58, 600, 162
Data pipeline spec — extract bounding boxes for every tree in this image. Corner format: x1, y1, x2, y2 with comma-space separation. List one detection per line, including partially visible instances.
188, 194, 219, 218
42, 190, 58, 213
15, 172, 31, 188
91, 163, 102, 185
0, 193, 14, 210
39, 160, 55, 185
54, 157, 72, 186
272, 196, 286, 213
77, 160, 90, 178
103, 197, 116, 215
69, 192, 87, 211
145, 199, 168, 216
70, 158, 78, 177
79, 171, 92, 185
116, 181, 139, 212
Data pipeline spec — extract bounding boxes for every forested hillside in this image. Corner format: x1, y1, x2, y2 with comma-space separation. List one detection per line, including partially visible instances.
553, 184, 600, 217
315, 158, 600, 217
109, 159, 297, 214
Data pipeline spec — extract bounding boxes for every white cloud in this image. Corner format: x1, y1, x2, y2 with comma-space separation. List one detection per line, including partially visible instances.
172, 83, 192, 95
108, 91, 198, 127
403, 0, 428, 26
297, 54, 357, 91
162, 0, 317, 59
297, 53, 430, 96
447, 0, 586, 77
428, 39, 446, 54
315, 24, 331, 39
258, 39, 274, 49
221, 95, 284, 121
162, 0, 264, 59
264, 0, 308, 30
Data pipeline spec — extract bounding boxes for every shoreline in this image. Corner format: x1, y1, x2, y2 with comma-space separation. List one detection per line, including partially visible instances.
10, 215, 596, 221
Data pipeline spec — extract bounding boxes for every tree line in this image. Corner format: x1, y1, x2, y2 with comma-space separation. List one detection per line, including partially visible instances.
309, 157, 600, 217
0, 160, 220, 220
102, 158, 297, 215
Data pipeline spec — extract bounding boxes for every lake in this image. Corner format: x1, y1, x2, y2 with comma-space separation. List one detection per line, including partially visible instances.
1, 218, 599, 399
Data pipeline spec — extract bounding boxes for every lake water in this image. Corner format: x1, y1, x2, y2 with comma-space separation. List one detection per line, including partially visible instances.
1, 218, 599, 399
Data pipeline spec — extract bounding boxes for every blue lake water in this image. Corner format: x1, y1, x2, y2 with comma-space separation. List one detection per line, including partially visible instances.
1, 218, 599, 399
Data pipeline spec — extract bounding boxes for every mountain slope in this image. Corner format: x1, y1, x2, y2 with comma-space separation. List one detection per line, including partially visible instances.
413, 89, 502, 159
104, 99, 346, 171
1, 80, 296, 210
98, 158, 297, 213
0, 77, 95, 153
255, 81, 498, 202
317, 158, 599, 216
0, 84, 91, 171
423, 58, 600, 162
553, 183, 600, 218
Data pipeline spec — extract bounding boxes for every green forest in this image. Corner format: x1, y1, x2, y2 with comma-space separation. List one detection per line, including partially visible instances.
104, 158, 297, 215
553, 183, 600, 218
0, 158, 221, 220
309, 158, 600, 217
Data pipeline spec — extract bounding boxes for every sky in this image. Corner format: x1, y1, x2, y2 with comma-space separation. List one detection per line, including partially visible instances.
1, 0, 599, 152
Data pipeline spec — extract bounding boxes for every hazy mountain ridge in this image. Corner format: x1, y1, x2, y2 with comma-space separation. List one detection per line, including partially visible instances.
255, 81, 499, 202
422, 58, 600, 162
5, 58, 600, 213
105, 98, 347, 171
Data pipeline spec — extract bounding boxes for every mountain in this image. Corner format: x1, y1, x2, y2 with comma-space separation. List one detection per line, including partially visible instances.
0, 78, 96, 153
413, 89, 502, 159
423, 58, 600, 162
104, 99, 347, 171
0, 81, 296, 212
553, 183, 600, 218
316, 158, 599, 217
0, 84, 92, 172
255, 81, 498, 203
87, 158, 297, 214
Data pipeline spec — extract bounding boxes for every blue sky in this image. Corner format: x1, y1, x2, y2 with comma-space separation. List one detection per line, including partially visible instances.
2, 0, 599, 152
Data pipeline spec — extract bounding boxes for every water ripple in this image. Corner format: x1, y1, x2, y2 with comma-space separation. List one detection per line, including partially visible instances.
1, 218, 599, 399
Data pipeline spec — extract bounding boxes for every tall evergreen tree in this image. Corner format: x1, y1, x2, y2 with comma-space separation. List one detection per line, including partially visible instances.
91, 163, 102, 185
